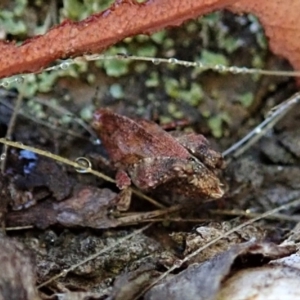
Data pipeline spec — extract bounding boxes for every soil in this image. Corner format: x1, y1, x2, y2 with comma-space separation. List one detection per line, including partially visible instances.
0, 4, 300, 300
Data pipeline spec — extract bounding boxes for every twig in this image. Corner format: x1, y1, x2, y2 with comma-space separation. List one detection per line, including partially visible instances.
2, 54, 300, 89
124, 217, 210, 223
84, 54, 300, 77
0, 98, 91, 141
0, 80, 25, 173
5, 225, 34, 231
211, 209, 300, 222
32, 97, 97, 139
115, 204, 182, 225
0, 138, 164, 209
223, 91, 300, 158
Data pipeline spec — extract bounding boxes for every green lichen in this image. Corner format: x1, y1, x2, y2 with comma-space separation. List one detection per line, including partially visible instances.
27, 99, 46, 119
167, 102, 184, 119
200, 50, 229, 67
9, 62, 87, 97
150, 31, 167, 44
239, 92, 254, 108
0, 0, 27, 35
208, 113, 230, 138
200, 12, 244, 54
96, 46, 130, 77
62, 0, 114, 20
145, 72, 159, 88
163, 76, 203, 107
109, 84, 124, 99
164, 78, 181, 99
80, 105, 95, 121
182, 83, 204, 106
102, 59, 130, 77
248, 15, 267, 49
2, 5, 267, 143
136, 43, 158, 57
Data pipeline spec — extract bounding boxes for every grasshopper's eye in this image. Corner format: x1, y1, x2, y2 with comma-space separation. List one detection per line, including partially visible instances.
188, 156, 198, 163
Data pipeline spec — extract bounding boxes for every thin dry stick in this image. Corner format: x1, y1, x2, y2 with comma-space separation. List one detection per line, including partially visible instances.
0, 138, 165, 209
223, 91, 300, 158
2, 54, 300, 89
135, 197, 300, 299
37, 223, 152, 289
125, 217, 211, 223
33, 97, 97, 139
5, 225, 34, 231
211, 209, 300, 222
115, 204, 182, 225
0, 80, 26, 173
83, 54, 300, 77
0, 98, 91, 141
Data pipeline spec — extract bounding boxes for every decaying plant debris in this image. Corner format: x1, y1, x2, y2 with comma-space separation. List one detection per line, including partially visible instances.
1, 2, 300, 300
1, 92, 300, 300
144, 241, 297, 300
0, 236, 40, 300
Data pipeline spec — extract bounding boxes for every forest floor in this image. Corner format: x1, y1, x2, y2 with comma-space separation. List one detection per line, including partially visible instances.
0, 2, 300, 299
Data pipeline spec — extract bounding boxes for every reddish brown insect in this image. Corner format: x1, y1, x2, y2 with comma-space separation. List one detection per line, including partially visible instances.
92, 109, 225, 202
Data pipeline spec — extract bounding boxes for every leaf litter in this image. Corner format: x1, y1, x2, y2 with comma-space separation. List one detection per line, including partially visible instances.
1, 8, 300, 300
